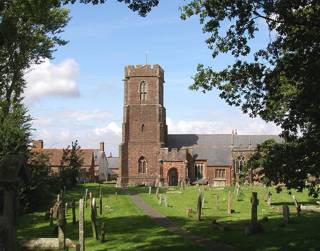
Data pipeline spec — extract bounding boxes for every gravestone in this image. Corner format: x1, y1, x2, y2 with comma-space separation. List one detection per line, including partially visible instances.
244, 192, 263, 235
91, 198, 98, 240
292, 195, 301, 216
186, 208, 193, 217
282, 204, 290, 225
148, 186, 152, 195
158, 194, 162, 205
84, 189, 88, 208
100, 222, 106, 243
197, 193, 202, 221
227, 191, 232, 215
155, 187, 159, 199
267, 191, 272, 206
89, 192, 92, 208
79, 199, 85, 251
99, 192, 103, 216
58, 202, 66, 250
202, 195, 205, 209
49, 207, 54, 226
235, 183, 241, 201
72, 200, 76, 224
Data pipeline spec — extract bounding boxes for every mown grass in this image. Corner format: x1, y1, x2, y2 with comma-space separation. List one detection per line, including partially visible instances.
138, 185, 320, 251
17, 183, 203, 251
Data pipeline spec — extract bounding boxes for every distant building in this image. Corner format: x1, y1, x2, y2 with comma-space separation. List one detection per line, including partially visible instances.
31, 140, 109, 182
119, 65, 282, 186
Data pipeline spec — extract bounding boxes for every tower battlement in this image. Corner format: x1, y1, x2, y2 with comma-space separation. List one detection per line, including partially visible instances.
125, 64, 164, 78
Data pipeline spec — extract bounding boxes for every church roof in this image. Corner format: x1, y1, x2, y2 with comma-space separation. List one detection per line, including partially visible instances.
107, 157, 120, 169
167, 134, 282, 166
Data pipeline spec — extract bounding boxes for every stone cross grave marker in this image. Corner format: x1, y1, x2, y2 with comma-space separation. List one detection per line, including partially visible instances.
282, 204, 290, 225
79, 198, 85, 251
91, 198, 98, 240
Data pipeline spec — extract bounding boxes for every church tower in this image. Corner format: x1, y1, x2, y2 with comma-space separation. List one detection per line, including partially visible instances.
119, 65, 167, 185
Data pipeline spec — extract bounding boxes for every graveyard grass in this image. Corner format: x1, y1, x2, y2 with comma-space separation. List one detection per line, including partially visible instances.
17, 183, 201, 251
17, 184, 320, 251
139, 185, 320, 251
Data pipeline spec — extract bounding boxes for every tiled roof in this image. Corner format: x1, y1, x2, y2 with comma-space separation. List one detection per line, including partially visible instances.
167, 134, 282, 166
106, 157, 120, 169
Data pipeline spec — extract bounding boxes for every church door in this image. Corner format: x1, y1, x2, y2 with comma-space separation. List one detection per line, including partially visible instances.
168, 168, 178, 186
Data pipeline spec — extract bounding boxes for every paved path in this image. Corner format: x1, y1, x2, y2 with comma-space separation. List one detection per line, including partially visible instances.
130, 194, 236, 251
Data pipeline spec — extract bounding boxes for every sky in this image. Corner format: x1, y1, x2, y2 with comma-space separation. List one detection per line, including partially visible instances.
24, 0, 280, 155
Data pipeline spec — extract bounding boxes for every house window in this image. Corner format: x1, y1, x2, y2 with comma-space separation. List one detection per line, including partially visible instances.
139, 81, 147, 101
0, 190, 3, 216
215, 169, 226, 179
138, 156, 147, 173
195, 163, 204, 179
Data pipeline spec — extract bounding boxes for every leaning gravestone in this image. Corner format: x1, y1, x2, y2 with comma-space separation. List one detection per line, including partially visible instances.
79, 199, 85, 251
91, 198, 98, 240
84, 189, 88, 208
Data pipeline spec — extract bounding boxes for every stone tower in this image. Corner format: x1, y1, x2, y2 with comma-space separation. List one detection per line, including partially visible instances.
119, 65, 167, 186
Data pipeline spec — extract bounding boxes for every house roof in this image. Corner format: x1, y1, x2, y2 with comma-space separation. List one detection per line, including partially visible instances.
167, 134, 282, 166
107, 157, 120, 169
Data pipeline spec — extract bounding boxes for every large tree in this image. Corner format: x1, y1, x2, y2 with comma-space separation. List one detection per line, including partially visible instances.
181, 1, 320, 196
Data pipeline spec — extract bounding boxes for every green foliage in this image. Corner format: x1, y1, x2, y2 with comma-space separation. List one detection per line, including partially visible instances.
20, 151, 61, 212
60, 140, 84, 188
181, 1, 320, 195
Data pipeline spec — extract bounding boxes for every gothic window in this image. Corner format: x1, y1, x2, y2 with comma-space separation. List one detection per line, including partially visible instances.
234, 155, 245, 174
215, 169, 226, 179
195, 163, 204, 179
139, 81, 147, 101
138, 156, 147, 173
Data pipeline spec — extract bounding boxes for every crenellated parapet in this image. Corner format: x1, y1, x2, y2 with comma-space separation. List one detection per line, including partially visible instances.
125, 64, 164, 78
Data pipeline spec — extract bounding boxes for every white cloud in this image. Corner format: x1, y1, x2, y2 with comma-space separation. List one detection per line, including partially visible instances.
94, 122, 122, 136
24, 59, 80, 103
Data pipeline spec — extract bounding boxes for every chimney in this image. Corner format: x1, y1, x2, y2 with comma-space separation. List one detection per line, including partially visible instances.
32, 140, 43, 149
100, 142, 104, 152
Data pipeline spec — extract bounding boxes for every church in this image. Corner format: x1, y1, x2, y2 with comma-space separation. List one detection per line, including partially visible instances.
119, 64, 281, 187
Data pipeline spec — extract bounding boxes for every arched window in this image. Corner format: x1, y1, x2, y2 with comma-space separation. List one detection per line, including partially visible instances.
139, 81, 147, 101
235, 155, 245, 174
138, 156, 147, 173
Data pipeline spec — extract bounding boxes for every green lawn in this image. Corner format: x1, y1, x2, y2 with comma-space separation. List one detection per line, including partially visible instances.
17, 183, 202, 251
138, 185, 320, 251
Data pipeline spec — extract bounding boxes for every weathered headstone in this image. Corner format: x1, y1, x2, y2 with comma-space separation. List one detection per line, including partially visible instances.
292, 195, 301, 216
235, 183, 241, 201
164, 196, 168, 207
267, 191, 272, 206
244, 192, 263, 235
197, 193, 202, 221
84, 189, 88, 208
100, 223, 106, 243
58, 202, 66, 250
202, 195, 205, 209
91, 198, 98, 240
155, 187, 159, 199
227, 191, 232, 216
72, 200, 76, 224
89, 192, 92, 208
282, 204, 290, 225
148, 186, 152, 195
79, 199, 85, 251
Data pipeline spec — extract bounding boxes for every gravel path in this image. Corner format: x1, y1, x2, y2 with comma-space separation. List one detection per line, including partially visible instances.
130, 194, 237, 251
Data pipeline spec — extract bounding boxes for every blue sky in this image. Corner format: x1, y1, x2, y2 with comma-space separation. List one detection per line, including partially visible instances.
24, 0, 280, 154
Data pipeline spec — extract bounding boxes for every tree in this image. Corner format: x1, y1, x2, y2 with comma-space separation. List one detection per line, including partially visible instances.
181, 1, 320, 196
60, 140, 84, 187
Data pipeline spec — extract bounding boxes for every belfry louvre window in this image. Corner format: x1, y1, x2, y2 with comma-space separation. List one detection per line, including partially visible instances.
195, 163, 204, 179
215, 169, 226, 179
138, 156, 147, 173
139, 81, 147, 101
